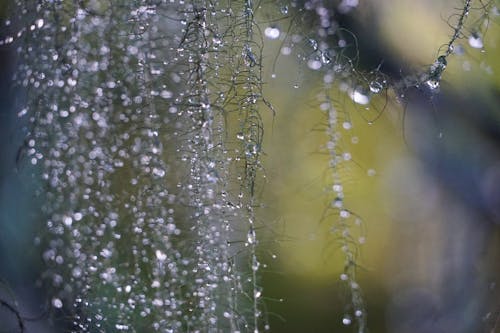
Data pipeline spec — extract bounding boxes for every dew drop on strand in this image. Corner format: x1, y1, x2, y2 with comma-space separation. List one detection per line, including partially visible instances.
369, 81, 383, 94
468, 33, 484, 49
350, 87, 370, 105
425, 79, 440, 90
342, 316, 352, 325
342, 121, 352, 130
52, 298, 63, 309
264, 26, 280, 40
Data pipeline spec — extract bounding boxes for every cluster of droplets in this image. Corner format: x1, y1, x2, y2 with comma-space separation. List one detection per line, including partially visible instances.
28, 1, 212, 330
280, 1, 369, 332
270, 0, 391, 117
172, 3, 247, 331
344, 72, 388, 112
0, 14, 44, 46
393, 0, 497, 94
226, 1, 271, 330
268, 0, 354, 80
320, 87, 367, 332
7, 0, 274, 331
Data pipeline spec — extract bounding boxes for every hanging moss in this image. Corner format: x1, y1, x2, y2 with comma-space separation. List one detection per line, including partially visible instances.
0, 1, 498, 332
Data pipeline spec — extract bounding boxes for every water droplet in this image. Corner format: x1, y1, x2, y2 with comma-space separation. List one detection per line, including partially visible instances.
332, 198, 343, 208
338, 0, 359, 13
280, 5, 289, 14
281, 46, 292, 56
350, 87, 370, 105
320, 50, 333, 64
115, 324, 129, 330
453, 44, 465, 55
342, 316, 352, 325
52, 298, 63, 309
340, 210, 350, 218
155, 250, 167, 261
252, 260, 260, 271
369, 80, 383, 94
428, 56, 447, 86
17, 108, 28, 117
308, 38, 318, 51
160, 90, 172, 99
35, 18, 44, 29
67, 78, 78, 87
468, 33, 484, 49
206, 170, 218, 183
425, 79, 440, 90
63, 216, 73, 227
244, 46, 257, 67
436, 55, 447, 68
100, 249, 113, 259
307, 59, 322, 70
72, 267, 82, 278
152, 299, 163, 307
355, 310, 363, 317
152, 167, 166, 177
264, 26, 280, 40
247, 228, 256, 245
342, 121, 352, 130
127, 45, 138, 55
